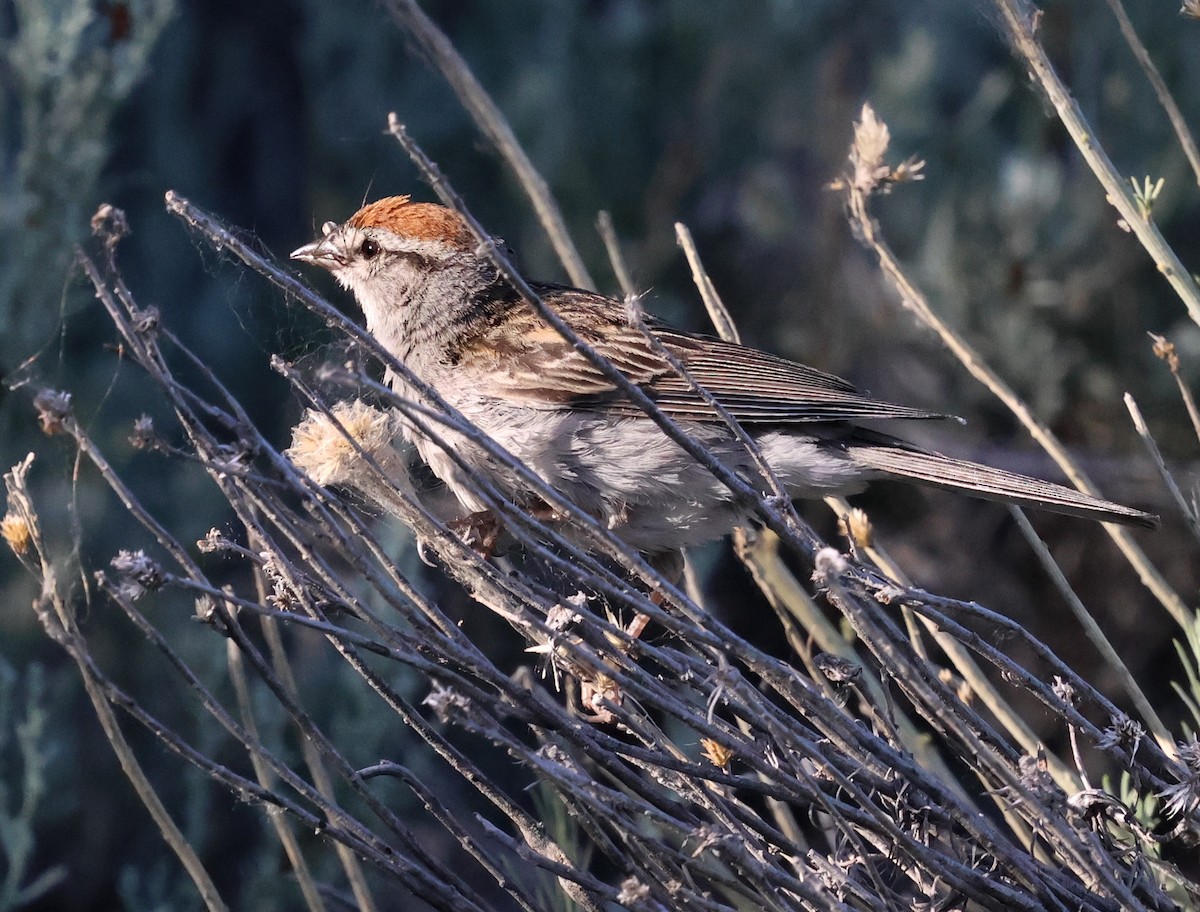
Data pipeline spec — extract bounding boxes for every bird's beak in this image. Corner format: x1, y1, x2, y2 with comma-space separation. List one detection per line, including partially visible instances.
290, 237, 344, 270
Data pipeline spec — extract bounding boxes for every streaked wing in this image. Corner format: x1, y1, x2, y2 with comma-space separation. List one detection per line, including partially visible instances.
639, 328, 948, 422
453, 285, 948, 424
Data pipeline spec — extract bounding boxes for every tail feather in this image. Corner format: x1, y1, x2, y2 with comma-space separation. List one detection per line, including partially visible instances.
848, 445, 1158, 529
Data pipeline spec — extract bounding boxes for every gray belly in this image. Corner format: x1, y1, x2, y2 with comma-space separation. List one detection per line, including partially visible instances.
405, 399, 869, 553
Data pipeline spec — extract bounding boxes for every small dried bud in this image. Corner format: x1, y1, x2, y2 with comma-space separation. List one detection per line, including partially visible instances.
197, 528, 227, 553
700, 737, 734, 770
131, 305, 159, 334
90, 203, 130, 243
535, 743, 577, 771
110, 549, 163, 600
545, 603, 581, 632
616, 877, 650, 905
423, 682, 471, 723
1067, 788, 1124, 827
33, 389, 72, 436
873, 584, 905, 604
260, 552, 304, 611
1051, 676, 1077, 706
815, 653, 861, 685
1149, 333, 1180, 372
129, 415, 157, 450
194, 595, 218, 623
210, 444, 252, 478
2, 513, 31, 555
1017, 752, 1060, 805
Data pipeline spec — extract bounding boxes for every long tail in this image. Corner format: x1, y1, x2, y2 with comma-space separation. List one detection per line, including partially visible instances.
848, 444, 1158, 529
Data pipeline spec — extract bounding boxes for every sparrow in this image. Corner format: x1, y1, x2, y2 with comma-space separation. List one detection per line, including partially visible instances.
290, 196, 1157, 561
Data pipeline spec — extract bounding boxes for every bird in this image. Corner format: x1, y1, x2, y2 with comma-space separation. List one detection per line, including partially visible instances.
290, 195, 1157, 563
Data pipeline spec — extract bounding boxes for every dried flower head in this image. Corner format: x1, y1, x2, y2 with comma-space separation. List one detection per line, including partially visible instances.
194, 595, 218, 624
90, 203, 130, 244
1096, 713, 1144, 759
830, 103, 926, 196
423, 681, 471, 723
1067, 788, 1128, 830
286, 400, 400, 486
815, 653, 862, 685
812, 546, 848, 578
1051, 676, 1077, 706
853, 103, 891, 184
1149, 332, 1180, 372
1160, 736, 1200, 819
616, 877, 650, 905
838, 507, 873, 547
129, 415, 157, 450
197, 528, 228, 553
110, 549, 163, 601
33, 389, 72, 436
700, 738, 734, 771
2, 512, 31, 555
1017, 752, 1061, 806
131, 305, 159, 335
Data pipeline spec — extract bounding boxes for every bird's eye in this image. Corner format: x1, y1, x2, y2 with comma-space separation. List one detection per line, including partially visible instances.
360, 238, 380, 259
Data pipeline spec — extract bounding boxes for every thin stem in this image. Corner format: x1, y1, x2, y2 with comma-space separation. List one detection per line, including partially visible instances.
595, 210, 637, 299
841, 152, 1187, 629
381, 0, 594, 289
1101, 0, 1200, 188
1007, 505, 1171, 747
989, 0, 1200, 324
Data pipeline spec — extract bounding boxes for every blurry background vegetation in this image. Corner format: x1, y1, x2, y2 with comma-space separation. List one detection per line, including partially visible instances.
1, 0, 1198, 908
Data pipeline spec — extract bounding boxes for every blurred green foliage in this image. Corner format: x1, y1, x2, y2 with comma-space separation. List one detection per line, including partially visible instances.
2, 0, 1199, 907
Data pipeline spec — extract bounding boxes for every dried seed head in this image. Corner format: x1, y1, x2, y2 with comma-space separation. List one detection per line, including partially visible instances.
616, 877, 650, 905
853, 103, 891, 183
813, 546, 848, 577
838, 506, 874, 547
33, 389, 72, 436
131, 305, 159, 335
1051, 675, 1077, 706
129, 415, 157, 450
831, 102, 925, 196
1017, 752, 1060, 805
1096, 713, 1144, 757
423, 682, 471, 723
700, 737, 735, 771
197, 528, 228, 553
90, 203, 130, 244
2, 513, 31, 555
286, 400, 399, 486
815, 653, 862, 685
1149, 332, 1180, 372
110, 549, 163, 600
1160, 737, 1200, 818
194, 595, 218, 623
